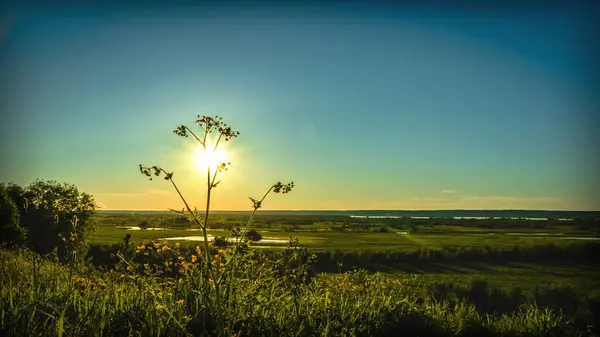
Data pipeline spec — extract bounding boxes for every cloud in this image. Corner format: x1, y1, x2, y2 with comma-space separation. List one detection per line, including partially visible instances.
146, 188, 172, 196
440, 190, 461, 194
97, 189, 172, 198
460, 195, 560, 203
374, 195, 562, 210
453, 195, 563, 209
98, 192, 147, 198
411, 197, 446, 202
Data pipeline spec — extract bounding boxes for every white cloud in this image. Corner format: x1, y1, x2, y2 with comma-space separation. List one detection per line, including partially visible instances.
96, 202, 108, 210
374, 195, 562, 210
440, 190, 461, 194
411, 197, 446, 202
460, 195, 560, 202
456, 195, 562, 209
96, 189, 172, 198
146, 188, 172, 196
98, 192, 147, 198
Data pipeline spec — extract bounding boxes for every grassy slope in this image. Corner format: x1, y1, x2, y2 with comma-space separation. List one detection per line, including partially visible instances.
0, 248, 586, 336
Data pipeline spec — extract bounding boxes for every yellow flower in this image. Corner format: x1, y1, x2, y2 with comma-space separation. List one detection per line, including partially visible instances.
175, 242, 180, 248
138, 245, 145, 250
120, 274, 125, 279
195, 246, 201, 254
162, 245, 168, 251
144, 263, 150, 270
219, 263, 224, 268
135, 250, 140, 254
177, 299, 184, 305
191, 255, 197, 263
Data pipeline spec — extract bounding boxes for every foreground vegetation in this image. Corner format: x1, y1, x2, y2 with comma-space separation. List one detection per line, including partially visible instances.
1, 246, 591, 337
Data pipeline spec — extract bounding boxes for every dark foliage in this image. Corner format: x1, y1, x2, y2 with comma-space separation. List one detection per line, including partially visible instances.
2, 180, 97, 257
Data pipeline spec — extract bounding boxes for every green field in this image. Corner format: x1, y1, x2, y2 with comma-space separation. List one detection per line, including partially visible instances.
91, 212, 600, 300
90, 212, 599, 252
4, 210, 600, 335
88, 212, 600, 314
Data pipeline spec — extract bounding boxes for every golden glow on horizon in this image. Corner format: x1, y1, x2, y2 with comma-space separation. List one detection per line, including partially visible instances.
193, 146, 228, 172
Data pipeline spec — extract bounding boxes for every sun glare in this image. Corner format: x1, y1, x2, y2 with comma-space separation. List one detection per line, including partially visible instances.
194, 147, 228, 172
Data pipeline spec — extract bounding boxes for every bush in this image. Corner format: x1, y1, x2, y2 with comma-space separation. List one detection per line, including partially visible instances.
138, 221, 151, 230
0, 184, 27, 246
246, 229, 262, 242
213, 236, 228, 247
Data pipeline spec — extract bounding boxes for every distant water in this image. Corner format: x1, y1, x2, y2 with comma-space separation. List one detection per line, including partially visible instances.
100, 210, 600, 220
350, 216, 575, 221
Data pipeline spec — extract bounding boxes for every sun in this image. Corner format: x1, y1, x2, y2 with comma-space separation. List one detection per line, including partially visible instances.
194, 147, 228, 172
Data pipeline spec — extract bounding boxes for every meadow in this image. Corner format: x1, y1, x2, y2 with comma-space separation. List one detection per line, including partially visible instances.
89, 211, 599, 250
68, 211, 600, 336
4, 197, 600, 336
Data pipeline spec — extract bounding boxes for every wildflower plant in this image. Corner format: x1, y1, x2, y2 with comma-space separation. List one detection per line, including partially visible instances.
138, 115, 294, 335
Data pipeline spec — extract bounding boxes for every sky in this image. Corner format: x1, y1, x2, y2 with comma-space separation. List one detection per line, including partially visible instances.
1, 2, 599, 211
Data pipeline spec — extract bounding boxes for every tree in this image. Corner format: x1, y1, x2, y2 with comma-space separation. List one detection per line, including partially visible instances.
9, 179, 98, 256
0, 184, 27, 246
138, 220, 151, 230
213, 236, 228, 247
246, 229, 263, 242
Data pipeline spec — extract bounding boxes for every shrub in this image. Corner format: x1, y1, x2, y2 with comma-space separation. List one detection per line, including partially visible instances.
0, 184, 27, 246
138, 221, 151, 230
246, 229, 262, 242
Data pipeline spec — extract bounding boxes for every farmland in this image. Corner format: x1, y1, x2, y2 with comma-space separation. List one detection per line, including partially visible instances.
89, 211, 600, 251
83, 211, 600, 332
4, 201, 600, 336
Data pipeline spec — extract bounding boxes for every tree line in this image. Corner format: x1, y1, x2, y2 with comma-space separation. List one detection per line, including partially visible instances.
0, 179, 97, 260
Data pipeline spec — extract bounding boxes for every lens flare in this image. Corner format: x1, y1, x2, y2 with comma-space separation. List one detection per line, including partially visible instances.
194, 147, 228, 172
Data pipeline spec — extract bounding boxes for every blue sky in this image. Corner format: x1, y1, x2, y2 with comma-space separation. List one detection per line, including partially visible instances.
1, 3, 598, 210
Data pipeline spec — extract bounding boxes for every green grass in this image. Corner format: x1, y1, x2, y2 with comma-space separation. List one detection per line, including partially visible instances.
378, 262, 600, 296
90, 221, 596, 252
1, 247, 587, 336
60, 212, 598, 336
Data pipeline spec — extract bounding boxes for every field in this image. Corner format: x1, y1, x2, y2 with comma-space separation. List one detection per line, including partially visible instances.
90, 211, 599, 250
90, 211, 600, 287
3, 210, 600, 336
